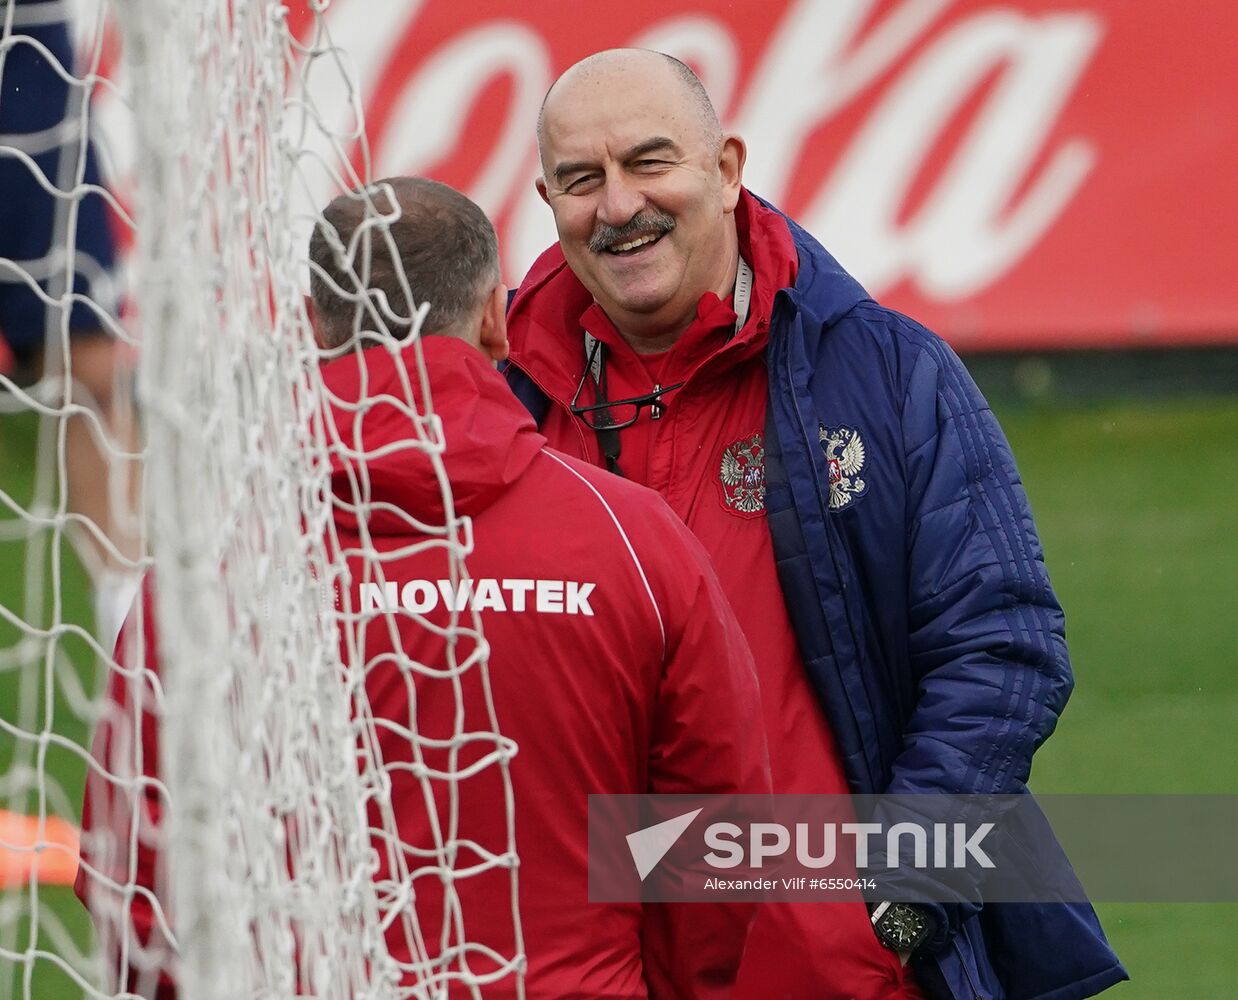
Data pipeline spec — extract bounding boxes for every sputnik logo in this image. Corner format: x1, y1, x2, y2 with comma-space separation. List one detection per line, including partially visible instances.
625, 808, 703, 881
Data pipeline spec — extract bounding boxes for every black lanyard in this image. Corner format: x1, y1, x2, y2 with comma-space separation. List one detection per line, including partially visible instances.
584, 336, 625, 476
580, 256, 753, 478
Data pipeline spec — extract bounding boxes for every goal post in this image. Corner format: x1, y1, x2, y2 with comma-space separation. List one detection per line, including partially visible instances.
0, 2, 523, 998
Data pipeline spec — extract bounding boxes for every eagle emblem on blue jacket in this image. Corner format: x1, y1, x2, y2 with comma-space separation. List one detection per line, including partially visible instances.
818, 424, 868, 510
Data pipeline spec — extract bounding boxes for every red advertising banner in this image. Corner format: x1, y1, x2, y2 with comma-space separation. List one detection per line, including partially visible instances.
287, 2, 1238, 349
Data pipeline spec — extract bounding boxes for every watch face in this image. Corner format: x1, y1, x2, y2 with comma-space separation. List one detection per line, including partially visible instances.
878, 903, 930, 951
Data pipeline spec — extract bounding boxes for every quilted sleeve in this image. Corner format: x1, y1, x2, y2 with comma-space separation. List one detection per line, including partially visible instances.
896, 334, 1073, 799
857, 330, 1076, 948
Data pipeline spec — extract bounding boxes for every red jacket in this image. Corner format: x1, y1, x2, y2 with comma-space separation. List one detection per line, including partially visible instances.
76, 582, 176, 1000
78, 336, 770, 1000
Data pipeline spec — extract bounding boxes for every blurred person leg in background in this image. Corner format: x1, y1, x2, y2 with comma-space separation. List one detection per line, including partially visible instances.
0, 1, 139, 647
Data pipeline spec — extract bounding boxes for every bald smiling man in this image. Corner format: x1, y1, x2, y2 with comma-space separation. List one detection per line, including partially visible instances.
504, 49, 1125, 1000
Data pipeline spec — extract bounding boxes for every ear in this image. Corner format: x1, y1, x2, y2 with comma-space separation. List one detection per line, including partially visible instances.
478, 283, 509, 364
719, 134, 747, 214
535, 176, 550, 206
306, 294, 327, 350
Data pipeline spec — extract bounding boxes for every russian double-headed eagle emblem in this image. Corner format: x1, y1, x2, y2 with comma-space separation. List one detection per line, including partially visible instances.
719, 433, 766, 514
818, 424, 868, 510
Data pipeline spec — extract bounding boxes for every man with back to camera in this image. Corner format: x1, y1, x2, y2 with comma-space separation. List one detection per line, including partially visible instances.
77, 176, 771, 999
503, 48, 1127, 999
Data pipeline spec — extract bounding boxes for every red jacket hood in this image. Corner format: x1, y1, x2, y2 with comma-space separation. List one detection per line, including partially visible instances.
322, 336, 546, 534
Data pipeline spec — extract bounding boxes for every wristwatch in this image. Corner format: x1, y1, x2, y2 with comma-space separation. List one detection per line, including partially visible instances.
870, 901, 935, 954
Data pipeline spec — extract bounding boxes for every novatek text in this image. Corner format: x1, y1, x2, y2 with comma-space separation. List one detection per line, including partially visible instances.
359, 579, 597, 616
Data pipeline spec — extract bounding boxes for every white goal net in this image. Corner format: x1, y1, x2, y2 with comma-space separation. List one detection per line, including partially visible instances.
0, 1, 522, 998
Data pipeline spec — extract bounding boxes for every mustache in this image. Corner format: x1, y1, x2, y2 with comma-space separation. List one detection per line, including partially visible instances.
589, 209, 676, 253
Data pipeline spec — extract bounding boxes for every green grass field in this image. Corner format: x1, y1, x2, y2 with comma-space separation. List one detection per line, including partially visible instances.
2, 393, 1236, 998
1003, 396, 1238, 997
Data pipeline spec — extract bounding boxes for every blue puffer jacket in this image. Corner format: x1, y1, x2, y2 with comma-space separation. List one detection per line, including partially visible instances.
506, 196, 1127, 1000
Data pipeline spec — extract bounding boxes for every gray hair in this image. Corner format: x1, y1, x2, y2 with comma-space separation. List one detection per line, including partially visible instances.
308, 176, 499, 349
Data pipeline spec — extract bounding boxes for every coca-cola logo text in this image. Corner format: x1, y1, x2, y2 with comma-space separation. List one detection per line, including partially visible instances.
302, 0, 1103, 300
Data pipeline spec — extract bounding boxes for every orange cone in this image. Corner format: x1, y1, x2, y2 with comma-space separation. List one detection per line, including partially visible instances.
0, 809, 81, 888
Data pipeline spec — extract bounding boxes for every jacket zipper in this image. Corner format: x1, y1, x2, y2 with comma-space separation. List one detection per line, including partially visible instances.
952, 938, 985, 1000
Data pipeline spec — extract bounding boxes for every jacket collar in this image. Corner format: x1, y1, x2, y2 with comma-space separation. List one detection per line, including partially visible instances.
322, 336, 545, 533
756, 193, 870, 329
